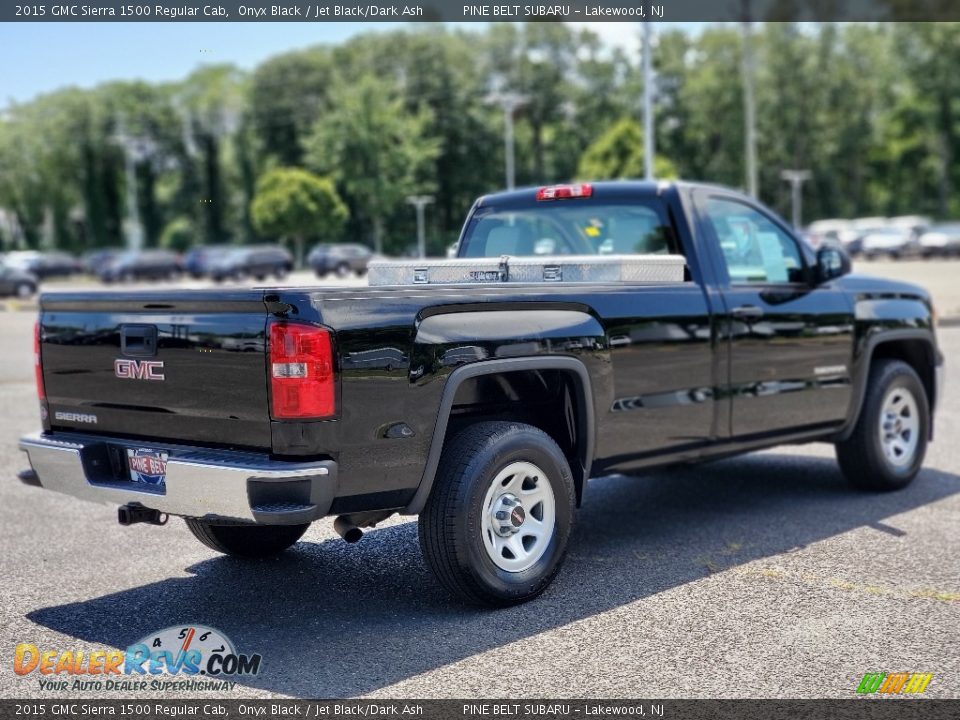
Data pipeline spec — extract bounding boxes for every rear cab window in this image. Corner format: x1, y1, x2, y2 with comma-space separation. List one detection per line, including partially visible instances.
458, 197, 681, 260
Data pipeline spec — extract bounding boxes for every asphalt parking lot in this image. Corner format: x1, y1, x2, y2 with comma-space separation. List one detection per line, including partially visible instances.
1, 294, 958, 700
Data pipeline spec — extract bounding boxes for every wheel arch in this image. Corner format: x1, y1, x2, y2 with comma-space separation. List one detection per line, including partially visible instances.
403, 356, 596, 515
837, 329, 939, 442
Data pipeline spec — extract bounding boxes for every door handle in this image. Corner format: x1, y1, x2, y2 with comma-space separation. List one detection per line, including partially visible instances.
731, 304, 765, 320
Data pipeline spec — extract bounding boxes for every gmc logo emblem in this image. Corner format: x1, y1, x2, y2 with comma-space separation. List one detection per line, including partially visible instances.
114, 359, 165, 381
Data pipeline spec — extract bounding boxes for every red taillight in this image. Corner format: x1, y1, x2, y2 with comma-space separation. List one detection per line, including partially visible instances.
34, 321, 45, 401
536, 183, 593, 201
269, 321, 335, 420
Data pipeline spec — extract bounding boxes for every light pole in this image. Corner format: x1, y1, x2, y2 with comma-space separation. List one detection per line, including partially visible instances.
780, 170, 812, 229
741, 1, 758, 197
113, 115, 152, 252
487, 92, 527, 190
406, 195, 434, 258
642, 22, 655, 180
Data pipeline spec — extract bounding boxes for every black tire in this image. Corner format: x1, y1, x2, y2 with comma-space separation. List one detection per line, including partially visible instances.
418, 421, 576, 607
15, 283, 35, 298
836, 359, 929, 491
184, 518, 309, 558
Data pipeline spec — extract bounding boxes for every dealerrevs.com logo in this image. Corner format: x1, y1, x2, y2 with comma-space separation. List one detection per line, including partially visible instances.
14, 625, 261, 692
856, 672, 934, 696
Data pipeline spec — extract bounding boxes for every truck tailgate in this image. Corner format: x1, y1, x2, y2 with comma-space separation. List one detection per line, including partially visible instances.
39, 291, 272, 450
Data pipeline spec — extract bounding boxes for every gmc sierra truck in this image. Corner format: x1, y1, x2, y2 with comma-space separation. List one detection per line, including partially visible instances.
20, 181, 944, 606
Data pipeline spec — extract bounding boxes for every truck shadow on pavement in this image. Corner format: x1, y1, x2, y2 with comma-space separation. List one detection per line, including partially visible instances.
28, 452, 960, 697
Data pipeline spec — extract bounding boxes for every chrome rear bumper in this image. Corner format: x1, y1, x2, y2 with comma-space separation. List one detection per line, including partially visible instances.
19, 432, 337, 525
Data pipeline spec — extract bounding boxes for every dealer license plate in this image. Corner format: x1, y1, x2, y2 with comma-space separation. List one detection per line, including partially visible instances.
126, 448, 169, 485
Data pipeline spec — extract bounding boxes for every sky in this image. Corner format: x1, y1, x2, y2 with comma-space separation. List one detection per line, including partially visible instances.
0, 21, 705, 109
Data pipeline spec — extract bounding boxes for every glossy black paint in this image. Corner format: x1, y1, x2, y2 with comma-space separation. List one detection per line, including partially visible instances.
41, 291, 271, 449
35, 182, 942, 518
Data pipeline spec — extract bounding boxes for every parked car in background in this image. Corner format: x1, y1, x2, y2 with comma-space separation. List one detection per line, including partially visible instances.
98, 250, 182, 283
860, 226, 921, 259
183, 246, 233, 279
0, 263, 38, 298
806, 219, 856, 250
308, 243, 373, 277
82, 249, 122, 276
920, 223, 960, 257
4, 251, 81, 279
208, 245, 293, 282
889, 215, 931, 233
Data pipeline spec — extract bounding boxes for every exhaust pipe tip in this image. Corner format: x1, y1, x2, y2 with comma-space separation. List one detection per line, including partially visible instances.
118, 504, 167, 526
333, 515, 364, 543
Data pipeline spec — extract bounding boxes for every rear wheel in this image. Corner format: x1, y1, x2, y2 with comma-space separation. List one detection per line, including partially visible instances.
184, 519, 309, 558
836, 359, 929, 491
15, 282, 35, 298
418, 421, 575, 606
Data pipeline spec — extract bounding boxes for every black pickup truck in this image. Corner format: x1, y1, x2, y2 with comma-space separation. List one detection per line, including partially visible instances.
20, 181, 944, 606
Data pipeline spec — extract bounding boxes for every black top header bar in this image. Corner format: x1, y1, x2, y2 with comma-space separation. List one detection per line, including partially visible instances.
5, 0, 960, 22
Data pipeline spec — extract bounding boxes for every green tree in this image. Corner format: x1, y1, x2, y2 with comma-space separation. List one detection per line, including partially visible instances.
577, 118, 678, 181
655, 27, 745, 190
249, 168, 348, 266
305, 76, 439, 254
177, 65, 247, 244
894, 23, 960, 217
159, 216, 196, 253
250, 47, 334, 166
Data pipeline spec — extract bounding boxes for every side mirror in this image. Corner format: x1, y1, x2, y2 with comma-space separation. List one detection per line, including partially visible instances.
816, 244, 851, 283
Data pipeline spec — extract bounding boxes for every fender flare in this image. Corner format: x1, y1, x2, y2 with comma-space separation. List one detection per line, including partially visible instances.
835, 328, 939, 442
402, 356, 596, 515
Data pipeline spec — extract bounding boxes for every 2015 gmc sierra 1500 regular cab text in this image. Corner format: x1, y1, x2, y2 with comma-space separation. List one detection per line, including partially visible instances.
19, 181, 945, 606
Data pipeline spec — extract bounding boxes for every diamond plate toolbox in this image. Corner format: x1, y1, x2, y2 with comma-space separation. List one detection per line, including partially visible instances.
367, 254, 686, 286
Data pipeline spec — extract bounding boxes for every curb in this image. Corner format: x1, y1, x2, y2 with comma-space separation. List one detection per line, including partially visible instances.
0, 300, 38, 313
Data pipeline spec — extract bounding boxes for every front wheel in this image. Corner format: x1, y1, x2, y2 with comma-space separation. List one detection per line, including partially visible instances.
184, 518, 309, 558
418, 421, 576, 606
836, 359, 929, 491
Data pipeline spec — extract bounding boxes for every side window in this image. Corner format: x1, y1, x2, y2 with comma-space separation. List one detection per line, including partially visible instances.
704, 197, 805, 284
